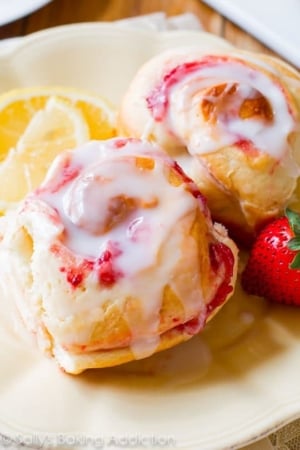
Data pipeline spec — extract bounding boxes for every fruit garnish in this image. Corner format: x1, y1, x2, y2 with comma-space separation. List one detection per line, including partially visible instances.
285, 208, 300, 268
241, 208, 300, 305
0, 86, 116, 208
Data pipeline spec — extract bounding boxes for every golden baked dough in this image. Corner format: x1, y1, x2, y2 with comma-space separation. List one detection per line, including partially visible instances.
120, 48, 300, 242
1, 138, 238, 374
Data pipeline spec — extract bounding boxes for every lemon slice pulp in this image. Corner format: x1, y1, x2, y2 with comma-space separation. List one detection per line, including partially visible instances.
0, 87, 117, 209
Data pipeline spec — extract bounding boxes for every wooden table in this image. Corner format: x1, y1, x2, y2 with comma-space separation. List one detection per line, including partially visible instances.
0, 0, 278, 60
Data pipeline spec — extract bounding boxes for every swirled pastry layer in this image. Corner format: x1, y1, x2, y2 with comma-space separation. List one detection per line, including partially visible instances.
1, 138, 237, 373
120, 48, 300, 242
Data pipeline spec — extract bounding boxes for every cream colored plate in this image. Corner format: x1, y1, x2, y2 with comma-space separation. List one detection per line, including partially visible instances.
0, 24, 299, 450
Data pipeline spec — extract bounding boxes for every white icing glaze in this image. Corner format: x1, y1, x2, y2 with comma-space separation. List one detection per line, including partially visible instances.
39, 140, 196, 273
30, 139, 218, 359
148, 55, 297, 174
169, 61, 295, 159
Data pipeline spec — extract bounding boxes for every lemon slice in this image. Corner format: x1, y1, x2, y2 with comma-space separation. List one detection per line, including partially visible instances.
0, 97, 88, 205
0, 86, 117, 209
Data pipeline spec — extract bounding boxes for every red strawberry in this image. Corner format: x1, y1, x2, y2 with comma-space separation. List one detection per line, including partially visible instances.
241, 209, 300, 305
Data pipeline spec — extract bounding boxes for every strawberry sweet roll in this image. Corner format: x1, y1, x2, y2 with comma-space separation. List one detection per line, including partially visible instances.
120, 48, 300, 242
2, 138, 237, 374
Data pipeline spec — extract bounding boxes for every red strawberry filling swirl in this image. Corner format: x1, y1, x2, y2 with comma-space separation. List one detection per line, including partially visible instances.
207, 242, 235, 314
146, 55, 297, 170
22, 138, 237, 357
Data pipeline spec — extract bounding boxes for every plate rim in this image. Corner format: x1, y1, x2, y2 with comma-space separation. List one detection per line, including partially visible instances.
0, 21, 233, 60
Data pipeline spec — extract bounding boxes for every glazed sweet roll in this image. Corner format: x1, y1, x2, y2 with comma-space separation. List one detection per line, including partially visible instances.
1, 138, 237, 374
120, 48, 300, 242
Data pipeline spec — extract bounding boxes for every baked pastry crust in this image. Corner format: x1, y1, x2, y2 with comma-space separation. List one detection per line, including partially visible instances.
120, 48, 300, 241
2, 138, 238, 374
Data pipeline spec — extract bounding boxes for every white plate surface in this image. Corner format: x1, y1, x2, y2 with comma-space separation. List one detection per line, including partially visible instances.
0, 24, 300, 450
203, 0, 300, 67
0, 0, 51, 27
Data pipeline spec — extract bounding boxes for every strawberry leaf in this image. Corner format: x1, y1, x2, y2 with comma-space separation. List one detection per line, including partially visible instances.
286, 208, 300, 235
290, 252, 300, 269
286, 209, 300, 269
287, 237, 300, 251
